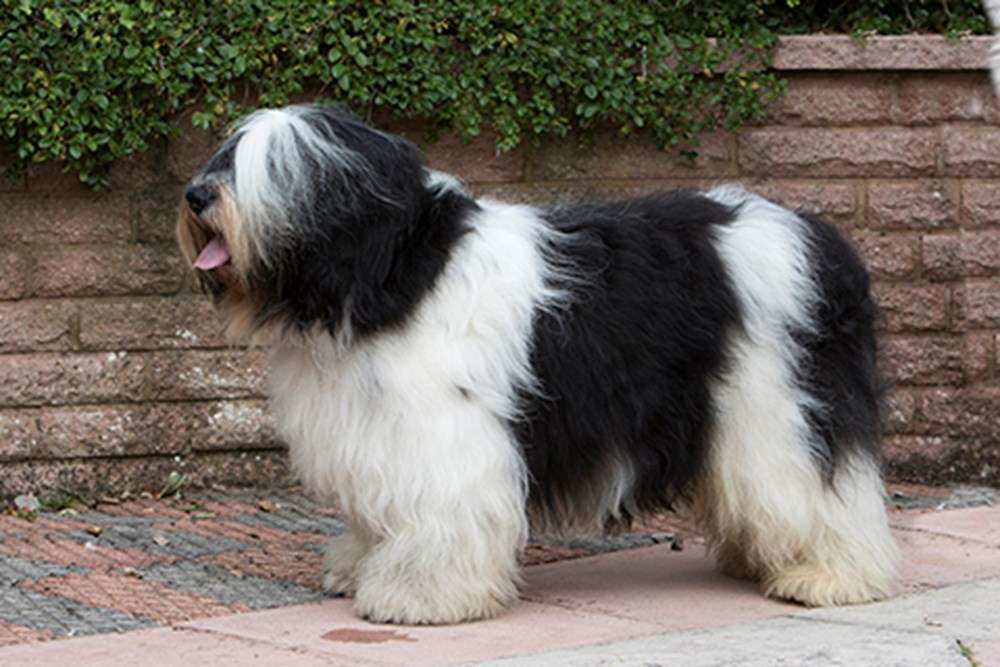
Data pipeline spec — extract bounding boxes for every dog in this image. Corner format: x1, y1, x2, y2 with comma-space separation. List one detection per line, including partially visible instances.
177, 104, 899, 625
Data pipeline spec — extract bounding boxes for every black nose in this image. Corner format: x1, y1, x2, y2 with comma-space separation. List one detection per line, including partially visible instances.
185, 185, 215, 215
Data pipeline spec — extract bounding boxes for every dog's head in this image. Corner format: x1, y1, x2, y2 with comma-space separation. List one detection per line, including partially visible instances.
177, 105, 463, 342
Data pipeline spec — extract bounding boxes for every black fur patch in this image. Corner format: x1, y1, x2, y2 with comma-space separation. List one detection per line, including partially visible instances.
794, 213, 882, 476
517, 192, 743, 528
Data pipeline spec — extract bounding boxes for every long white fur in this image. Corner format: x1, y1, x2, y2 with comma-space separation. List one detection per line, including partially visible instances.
269, 199, 569, 624
699, 185, 899, 606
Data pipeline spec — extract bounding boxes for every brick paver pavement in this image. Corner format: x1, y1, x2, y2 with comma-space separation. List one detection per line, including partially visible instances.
0, 483, 990, 648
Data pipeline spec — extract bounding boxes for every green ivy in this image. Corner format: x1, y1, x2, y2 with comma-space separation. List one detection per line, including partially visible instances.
0, 1, 988, 188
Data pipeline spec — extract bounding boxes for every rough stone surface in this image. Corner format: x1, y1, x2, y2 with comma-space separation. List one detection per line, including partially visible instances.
0, 195, 132, 244
529, 131, 734, 181
0, 251, 28, 300
873, 284, 950, 333
896, 73, 991, 124
0, 352, 147, 407
962, 181, 1000, 228
956, 280, 1000, 328
770, 73, 893, 125
78, 296, 226, 350
148, 350, 267, 401
747, 181, 858, 229
881, 336, 963, 385
739, 129, 937, 177
0, 400, 275, 461
942, 127, 1000, 176
31, 246, 186, 298
771, 35, 992, 71
855, 234, 919, 280
867, 181, 957, 230
0, 452, 291, 499
0, 302, 74, 353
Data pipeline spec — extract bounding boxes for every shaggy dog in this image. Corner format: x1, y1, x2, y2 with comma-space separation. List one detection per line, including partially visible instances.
177, 104, 899, 625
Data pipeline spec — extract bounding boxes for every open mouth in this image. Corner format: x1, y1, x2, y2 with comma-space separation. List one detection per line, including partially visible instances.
194, 236, 231, 270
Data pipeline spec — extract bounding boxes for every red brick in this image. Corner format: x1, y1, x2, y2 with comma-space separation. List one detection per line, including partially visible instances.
919, 387, 1000, 438
880, 336, 963, 385
385, 119, 524, 183
895, 73, 990, 124
922, 234, 962, 281
872, 284, 950, 332
883, 434, 962, 466
0, 195, 132, 244
738, 128, 937, 177
770, 74, 893, 125
854, 234, 919, 280
0, 622, 54, 647
771, 35, 991, 71
926, 231, 1000, 280
0, 250, 28, 300
962, 181, 1000, 228
963, 332, 994, 382
24, 151, 161, 194
529, 130, 734, 181
867, 181, 957, 230
749, 181, 858, 229
0, 301, 74, 352
148, 349, 267, 400
0, 450, 289, 498
960, 230, 1000, 276
0, 351, 147, 407
21, 572, 243, 624
31, 245, 185, 297
942, 127, 1000, 176
135, 186, 185, 244
208, 547, 323, 589
0, 531, 175, 571
79, 296, 225, 350
0, 400, 274, 460
0, 412, 38, 459
166, 110, 224, 183
884, 388, 917, 434
955, 280, 1000, 328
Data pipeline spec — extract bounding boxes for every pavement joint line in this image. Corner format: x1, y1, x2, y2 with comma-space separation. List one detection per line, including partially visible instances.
889, 523, 1000, 547
174, 620, 389, 665
787, 610, 963, 638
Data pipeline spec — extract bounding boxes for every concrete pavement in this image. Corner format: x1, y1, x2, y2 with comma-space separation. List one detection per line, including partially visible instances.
0, 493, 997, 666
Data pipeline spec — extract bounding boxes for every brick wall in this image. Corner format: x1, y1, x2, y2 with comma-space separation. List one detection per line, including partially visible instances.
2, 36, 998, 498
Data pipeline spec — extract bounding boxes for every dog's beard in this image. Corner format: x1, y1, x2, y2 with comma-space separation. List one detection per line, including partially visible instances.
177, 187, 269, 343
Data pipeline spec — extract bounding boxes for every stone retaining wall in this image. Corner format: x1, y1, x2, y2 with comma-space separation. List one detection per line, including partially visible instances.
2, 36, 998, 497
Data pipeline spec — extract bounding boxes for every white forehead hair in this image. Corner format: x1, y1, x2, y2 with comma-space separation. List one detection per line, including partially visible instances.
231, 106, 367, 264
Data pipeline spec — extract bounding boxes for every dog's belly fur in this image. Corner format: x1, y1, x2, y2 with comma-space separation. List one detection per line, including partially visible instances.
268, 185, 897, 623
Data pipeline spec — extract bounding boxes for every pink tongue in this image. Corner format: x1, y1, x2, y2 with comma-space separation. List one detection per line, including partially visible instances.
193, 237, 231, 270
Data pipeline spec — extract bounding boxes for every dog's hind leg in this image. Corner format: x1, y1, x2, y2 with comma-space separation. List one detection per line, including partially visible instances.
695, 187, 899, 606
695, 331, 898, 606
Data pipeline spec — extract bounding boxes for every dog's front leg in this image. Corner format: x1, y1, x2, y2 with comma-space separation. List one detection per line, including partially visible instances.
348, 417, 530, 624
351, 515, 523, 625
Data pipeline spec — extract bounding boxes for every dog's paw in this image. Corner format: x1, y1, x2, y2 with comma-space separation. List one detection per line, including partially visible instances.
322, 533, 369, 597
763, 564, 890, 607
353, 587, 507, 625
352, 573, 513, 625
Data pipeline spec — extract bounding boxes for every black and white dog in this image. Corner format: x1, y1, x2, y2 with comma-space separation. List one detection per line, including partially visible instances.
178, 105, 898, 624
